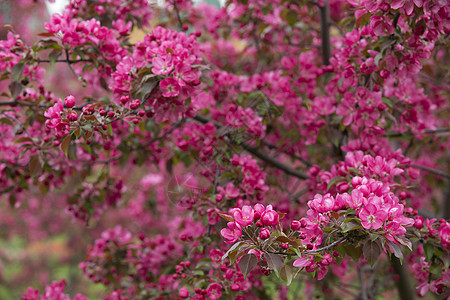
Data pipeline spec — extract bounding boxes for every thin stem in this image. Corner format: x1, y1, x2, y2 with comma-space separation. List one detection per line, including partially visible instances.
36, 59, 92, 64
268, 234, 348, 256
1, 112, 38, 146
65, 49, 82, 80
88, 120, 182, 165
172, 1, 183, 30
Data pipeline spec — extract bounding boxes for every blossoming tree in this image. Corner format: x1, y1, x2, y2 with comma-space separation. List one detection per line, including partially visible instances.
0, 0, 449, 299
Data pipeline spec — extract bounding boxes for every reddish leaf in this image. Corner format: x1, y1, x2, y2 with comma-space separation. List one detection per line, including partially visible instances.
238, 254, 258, 279
363, 239, 382, 267
218, 212, 234, 222
265, 253, 284, 273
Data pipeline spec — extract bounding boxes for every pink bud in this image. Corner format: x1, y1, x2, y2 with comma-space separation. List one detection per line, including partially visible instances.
67, 112, 78, 121
120, 96, 129, 104
179, 287, 189, 298
259, 228, 270, 240
64, 95, 75, 108
290, 220, 301, 231
261, 210, 279, 226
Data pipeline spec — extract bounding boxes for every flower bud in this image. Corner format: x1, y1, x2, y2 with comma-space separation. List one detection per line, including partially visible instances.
65, 95, 75, 108
414, 216, 424, 229
259, 228, 270, 240
67, 112, 78, 121
290, 220, 301, 231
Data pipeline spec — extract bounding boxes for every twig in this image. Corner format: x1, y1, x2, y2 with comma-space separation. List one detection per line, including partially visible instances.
269, 234, 348, 256
172, 1, 183, 30
385, 128, 450, 137
88, 120, 182, 165
65, 49, 82, 80
410, 164, 450, 179
1, 112, 37, 146
36, 59, 92, 64
213, 164, 221, 194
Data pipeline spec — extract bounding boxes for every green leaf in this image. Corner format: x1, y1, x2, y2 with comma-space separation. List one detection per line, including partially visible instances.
429, 263, 442, 276
362, 239, 382, 267
285, 10, 298, 27
341, 220, 362, 233
13, 137, 33, 145
423, 243, 434, 260
48, 50, 62, 64
0, 118, 13, 125
222, 242, 243, 264
344, 245, 362, 262
61, 134, 72, 157
382, 97, 394, 108
107, 124, 113, 136
238, 254, 258, 279
11, 63, 25, 81
388, 241, 404, 261
326, 176, 346, 190
279, 264, 293, 285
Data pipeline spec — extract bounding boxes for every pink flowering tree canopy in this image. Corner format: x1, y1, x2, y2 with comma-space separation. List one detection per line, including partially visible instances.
0, 0, 449, 299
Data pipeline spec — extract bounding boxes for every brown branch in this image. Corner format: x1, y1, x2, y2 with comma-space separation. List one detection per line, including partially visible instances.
192, 115, 309, 180
410, 164, 450, 179
269, 234, 348, 256
88, 120, 182, 165
391, 256, 415, 300
36, 59, 92, 64
172, 0, 183, 30
319, 1, 331, 65
385, 128, 450, 137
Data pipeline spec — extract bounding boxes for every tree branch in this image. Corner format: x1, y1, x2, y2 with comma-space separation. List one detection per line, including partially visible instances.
391, 256, 415, 300
410, 164, 450, 179
192, 115, 309, 180
319, 1, 331, 65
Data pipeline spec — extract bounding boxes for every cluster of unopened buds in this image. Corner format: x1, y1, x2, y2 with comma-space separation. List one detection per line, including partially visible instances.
221, 204, 280, 244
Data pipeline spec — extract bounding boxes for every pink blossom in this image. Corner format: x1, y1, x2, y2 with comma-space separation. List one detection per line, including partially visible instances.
206, 283, 222, 300
308, 193, 335, 213
152, 55, 173, 75
293, 256, 313, 267
385, 222, 406, 244
159, 77, 180, 97
233, 205, 254, 227
438, 222, 450, 249
359, 203, 387, 230
220, 222, 242, 244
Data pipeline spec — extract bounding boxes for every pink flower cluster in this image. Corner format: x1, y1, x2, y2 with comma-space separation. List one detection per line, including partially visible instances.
211, 103, 266, 138
230, 154, 269, 195
304, 178, 414, 244
44, 98, 70, 139
22, 279, 87, 300
221, 204, 280, 244
175, 122, 217, 161
45, 13, 127, 64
